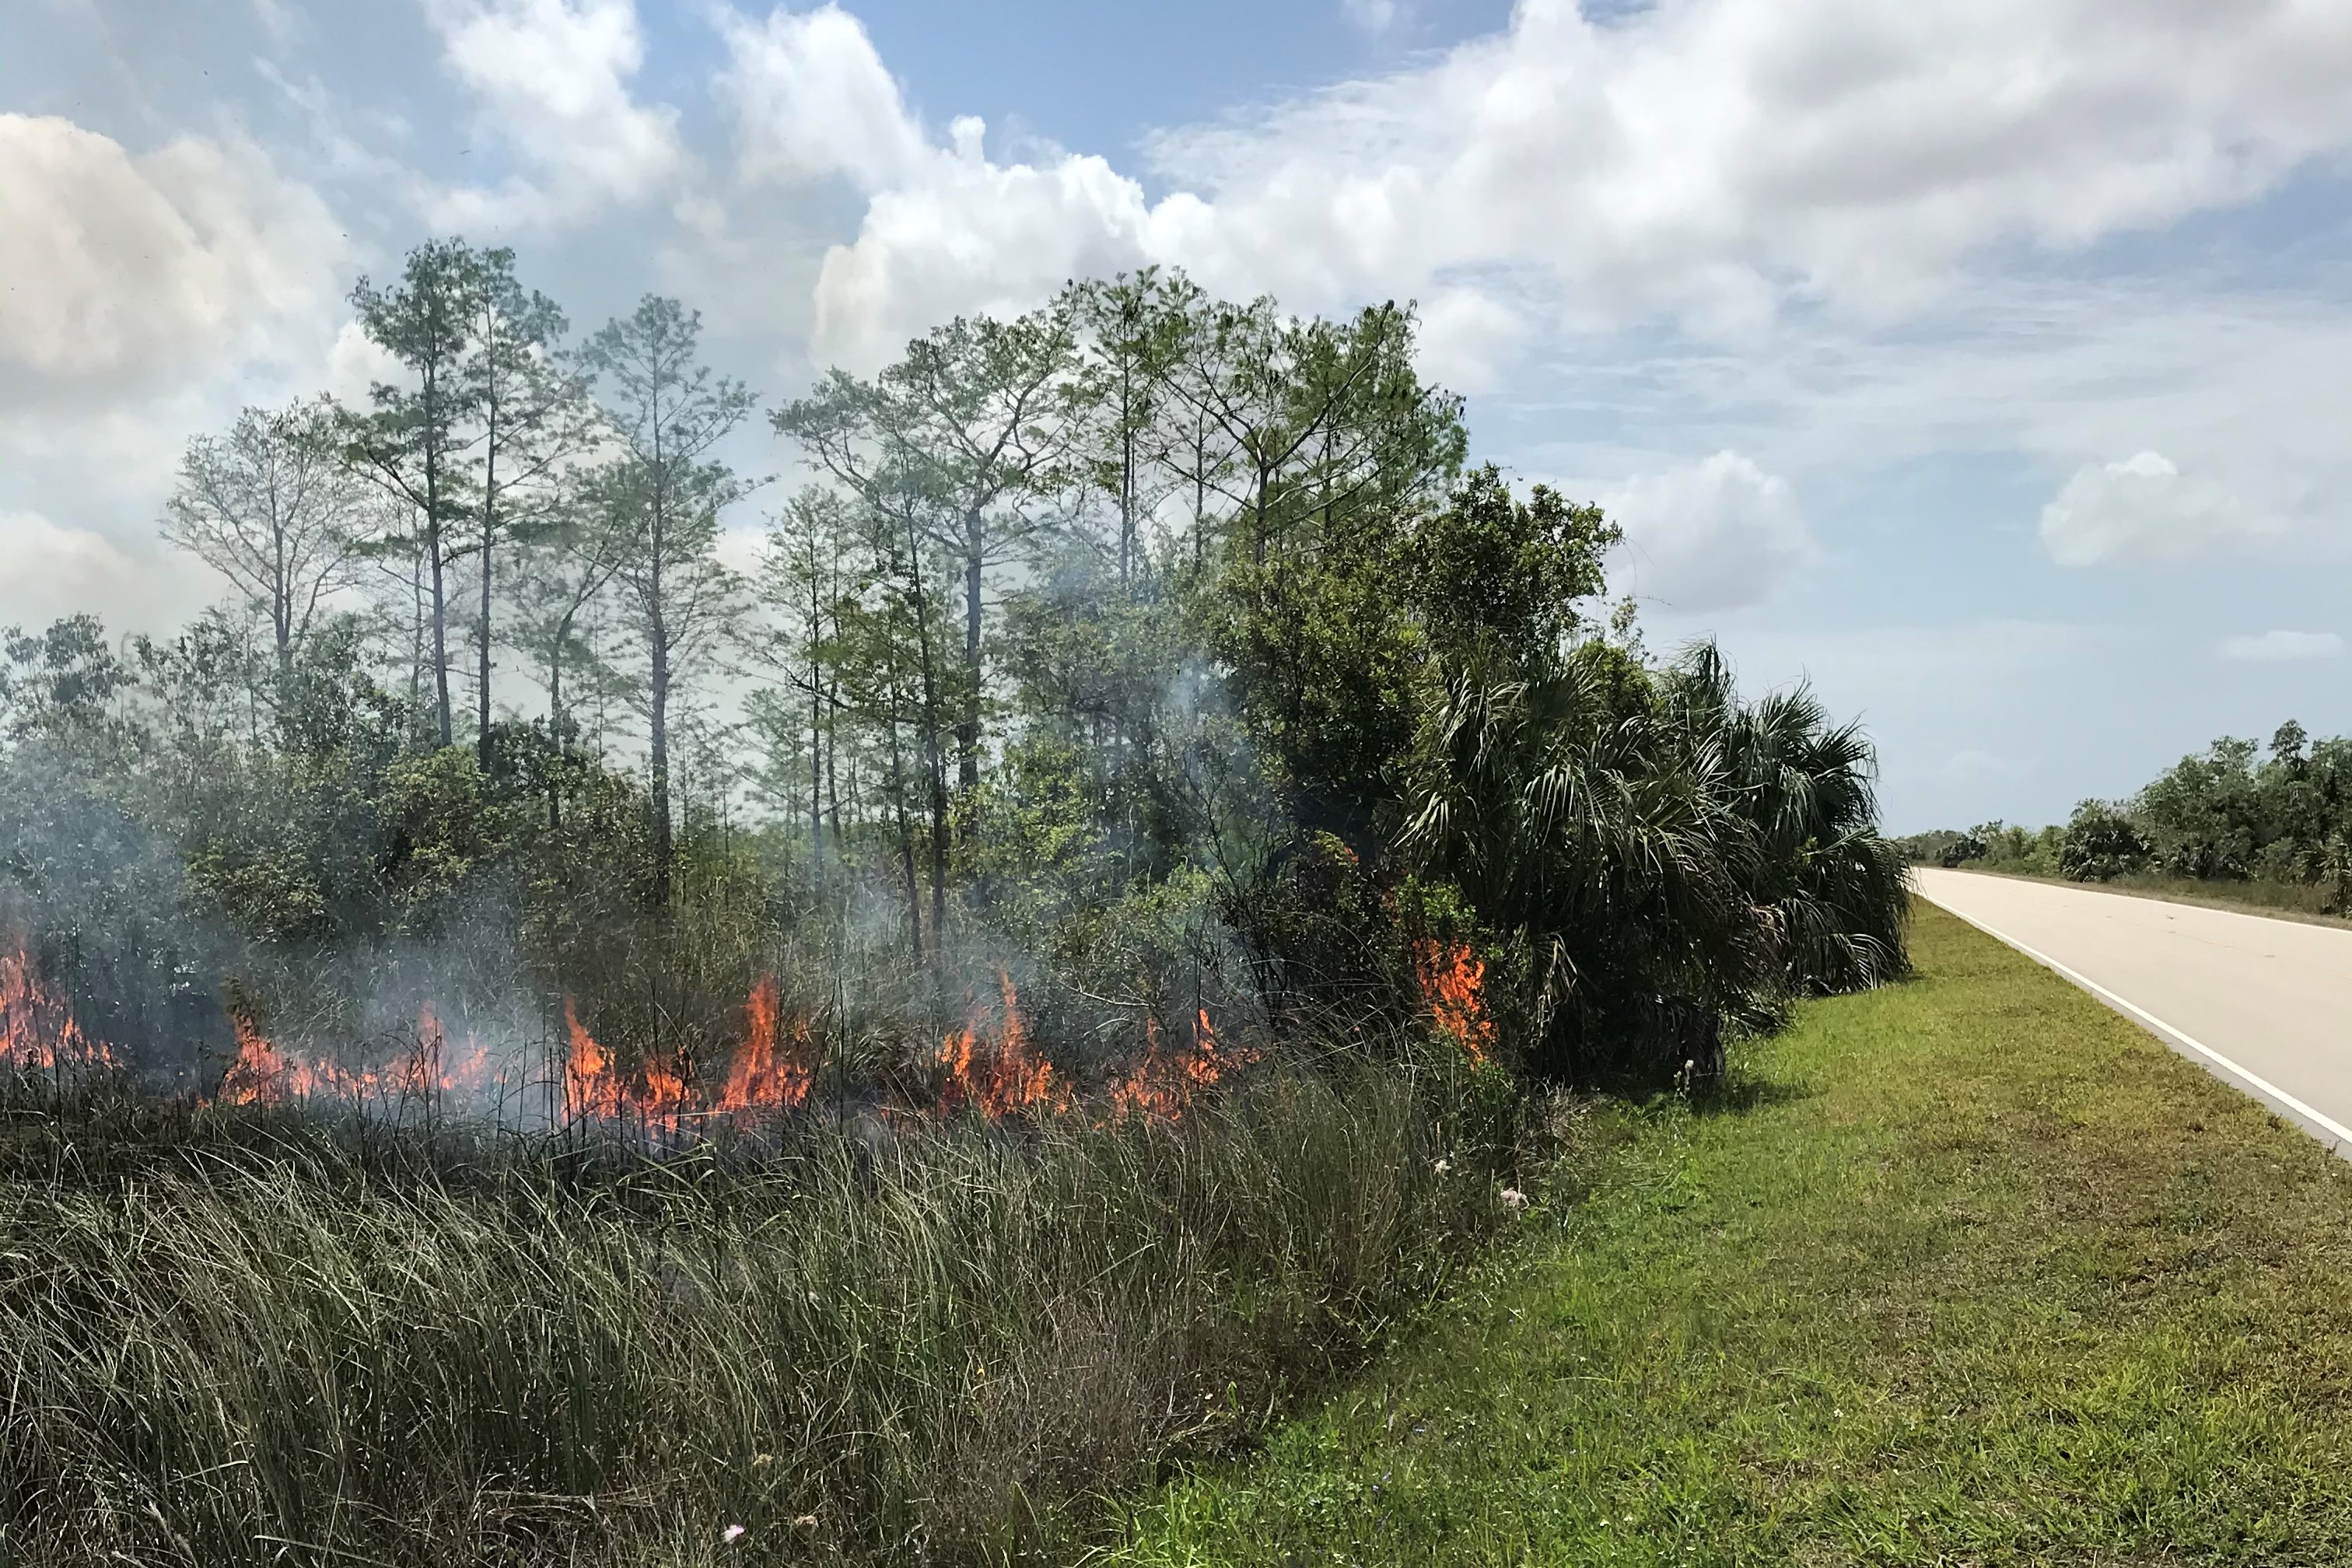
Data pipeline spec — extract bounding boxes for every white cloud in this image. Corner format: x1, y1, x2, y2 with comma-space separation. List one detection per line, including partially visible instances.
0, 511, 215, 636
2218, 629, 2342, 664
1604, 450, 1818, 612
719, 0, 2352, 373
320, 320, 408, 405
717, 3, 930, 191
0, 114, 350, 415
1343, 0, 1402, 35
1412, 286, 1527, 394
425, 0, 684, 229
2038, 450, 2284, 566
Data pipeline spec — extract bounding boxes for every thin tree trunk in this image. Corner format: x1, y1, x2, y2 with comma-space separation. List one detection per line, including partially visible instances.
478, 410, 497, 773
272, 512, 293, 686
957, 522, 983, 796
546, 614, 570, 831
429, 524, 453, 747
886, 716, 922, 963
806, 552, 825, 884
426, 360, 453, 748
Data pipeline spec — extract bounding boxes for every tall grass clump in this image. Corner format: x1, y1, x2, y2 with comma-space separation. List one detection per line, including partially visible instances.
0, 1045, 1531, 1565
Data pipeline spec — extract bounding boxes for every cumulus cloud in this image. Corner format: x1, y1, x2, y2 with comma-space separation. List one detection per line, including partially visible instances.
717, 4, 930, 190
1604, 451, 1818, 612
0, 114, 349, 414
718, 0, 2352, 372
2218, 630, 2342, 664
2038, 451, 2284, 566
425, 0, 684, 229
0, 511, 215, 636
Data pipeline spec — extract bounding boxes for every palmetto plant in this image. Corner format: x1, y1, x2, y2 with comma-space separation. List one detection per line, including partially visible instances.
1404, 635, 1906, 1082
1667, 645, 1910, 999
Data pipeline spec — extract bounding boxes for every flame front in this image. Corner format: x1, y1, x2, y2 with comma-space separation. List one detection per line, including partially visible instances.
1107, 1008, 1255, 1123
715, 974, 815, 1115
1, 938, 115, 1076
221, 1003, 497, 1110
937, 971, 1065, 1118
7, 922, 1266, 1135
1414, 939, 1493, 1065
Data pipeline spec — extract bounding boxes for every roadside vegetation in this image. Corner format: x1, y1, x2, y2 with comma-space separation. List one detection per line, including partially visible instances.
0, 243, 1906, 1562
1118, 903, 2352, 1566
1899, 719, 2352, 918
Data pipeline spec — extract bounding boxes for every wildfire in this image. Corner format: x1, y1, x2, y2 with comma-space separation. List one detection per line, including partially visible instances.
937, 971, 1066, 1118
714, 975, 816, 1115
1414, 939, 1494, 1065
563, 996, 625, 1121
1106, 1008, 1256, 1123
220, 1002, 503, 1111
8, 913, 1265, 1137
0, 936, 116, 1076
563, 977, 809, 1132
218, 1008, 299, 1104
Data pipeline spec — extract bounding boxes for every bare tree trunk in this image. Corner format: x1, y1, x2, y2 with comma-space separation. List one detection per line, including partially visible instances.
886, 716, 922, 963
271, 510, 294, 685
429, 522, 453, 747
426, 360, 453, 748
648, 500, 674, 908
546, 613, 571, 831
957, 520, 983, 795
478, 422, 498, 773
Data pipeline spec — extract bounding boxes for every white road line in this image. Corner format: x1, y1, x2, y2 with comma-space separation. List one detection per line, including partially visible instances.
1920, 891, 2352, 1151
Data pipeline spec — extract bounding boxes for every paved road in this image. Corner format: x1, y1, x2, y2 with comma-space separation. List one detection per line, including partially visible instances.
1913, 866, 2352, 1153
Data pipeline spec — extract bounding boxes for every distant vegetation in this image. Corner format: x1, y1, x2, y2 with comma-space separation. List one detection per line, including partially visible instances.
0, 241, 1906, 1561
1900, 719, 2352, 913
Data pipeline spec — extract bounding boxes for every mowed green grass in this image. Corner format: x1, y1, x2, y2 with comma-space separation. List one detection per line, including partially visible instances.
1114, 901, 2352, 1566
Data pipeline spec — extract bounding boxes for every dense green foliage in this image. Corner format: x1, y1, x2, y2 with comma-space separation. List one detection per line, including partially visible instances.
0, 243, 1908, 1561
1907, 718, 2352, 911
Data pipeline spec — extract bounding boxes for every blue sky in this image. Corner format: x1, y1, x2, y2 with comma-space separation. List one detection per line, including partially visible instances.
7, 0, 2352, 831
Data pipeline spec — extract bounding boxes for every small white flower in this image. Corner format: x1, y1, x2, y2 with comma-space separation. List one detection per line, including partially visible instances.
1433, 1157, 1451, 1174
722, 1524, 747, 1545
1499, 1186, 1528, 1210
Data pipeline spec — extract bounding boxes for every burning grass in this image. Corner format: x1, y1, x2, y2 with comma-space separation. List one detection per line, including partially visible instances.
0, 929, 1539, 1565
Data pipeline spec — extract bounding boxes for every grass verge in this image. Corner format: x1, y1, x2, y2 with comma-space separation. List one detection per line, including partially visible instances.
1116, 901, 2352, 1566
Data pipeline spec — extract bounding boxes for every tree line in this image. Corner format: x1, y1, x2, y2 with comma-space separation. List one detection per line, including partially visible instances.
0, 239, 1908, 1086
1906, 719, 2352, 910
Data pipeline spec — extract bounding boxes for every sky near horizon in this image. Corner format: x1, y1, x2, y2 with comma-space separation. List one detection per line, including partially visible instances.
6, 0, 2352, 831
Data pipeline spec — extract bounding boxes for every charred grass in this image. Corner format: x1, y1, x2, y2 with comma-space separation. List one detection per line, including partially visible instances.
0, 1043, 1543, 1566
1115, 901, 2352, 1565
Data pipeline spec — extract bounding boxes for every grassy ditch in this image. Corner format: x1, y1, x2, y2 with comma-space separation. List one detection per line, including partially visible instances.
0, 1046, 1534, 1566
1118, 901, 2352, 1565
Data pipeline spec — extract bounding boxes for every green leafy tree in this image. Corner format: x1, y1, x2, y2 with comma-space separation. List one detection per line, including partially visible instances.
344, 238, 487, 748
579, 296, 758, 907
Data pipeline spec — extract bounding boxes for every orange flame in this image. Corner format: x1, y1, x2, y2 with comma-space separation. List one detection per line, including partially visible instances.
0, 937, 116, 1076
564, 996, 623, 1120
220, 1002, 493, 1110
1414, 939, 1493, 1065
561, 996, 695, 1136
714, 974, 815, 1115
219, 1007, 305, 1104
1106, 1008, 1256, 1123
936, 971, 1066, 1118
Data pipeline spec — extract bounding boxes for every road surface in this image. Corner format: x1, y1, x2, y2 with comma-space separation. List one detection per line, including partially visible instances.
1912, 866, 2352, 1154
